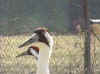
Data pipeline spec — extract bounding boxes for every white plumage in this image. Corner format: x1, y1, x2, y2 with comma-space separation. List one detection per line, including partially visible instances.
17, 27, 54, 74
37, 32, 53, 74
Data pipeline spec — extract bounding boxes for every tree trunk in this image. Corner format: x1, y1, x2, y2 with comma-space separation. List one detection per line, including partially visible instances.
81, 0, 94, 74
84, 30, 94, 74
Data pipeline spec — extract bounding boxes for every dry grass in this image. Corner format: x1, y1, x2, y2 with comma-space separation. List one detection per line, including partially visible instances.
0, 35, 100, 74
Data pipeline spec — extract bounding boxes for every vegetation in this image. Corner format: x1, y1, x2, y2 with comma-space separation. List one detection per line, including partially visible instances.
0, 35, 100, 74
0, 0, 100, 74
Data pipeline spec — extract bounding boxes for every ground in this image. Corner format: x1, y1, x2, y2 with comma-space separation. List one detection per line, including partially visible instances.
0, 35, 100, 74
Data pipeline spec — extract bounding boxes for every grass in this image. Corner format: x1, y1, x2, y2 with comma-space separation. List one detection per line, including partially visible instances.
0, 35, 100, 74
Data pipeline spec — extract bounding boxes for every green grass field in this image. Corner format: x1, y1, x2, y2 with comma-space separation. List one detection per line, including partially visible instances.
0, 35, 100, 74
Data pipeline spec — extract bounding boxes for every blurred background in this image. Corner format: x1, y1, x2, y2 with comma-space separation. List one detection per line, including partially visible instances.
0, 0, 100, 74
0, 0, 100, 35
